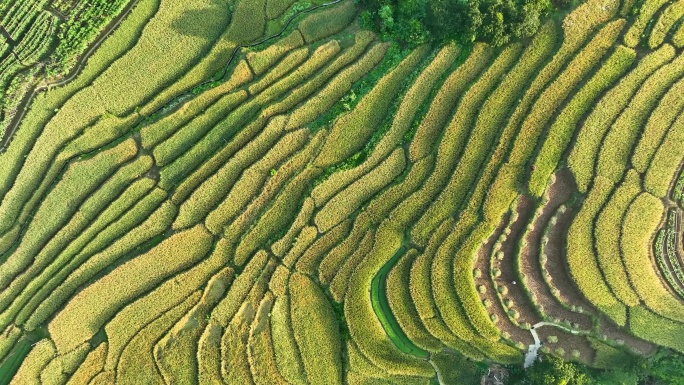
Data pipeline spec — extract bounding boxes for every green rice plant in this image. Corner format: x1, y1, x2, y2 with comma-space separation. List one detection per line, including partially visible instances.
211, 134, 324, 239
279, 226, 320, 272
509, 19, 625, 170
368, 155, 434, 225
103, 239, 234, 372
172, 116, 285, 228
596, 48, 684, 184
434, 218, 520, 363
409, 44, 493, 161
198, 128, 308, 235
317, 218, 367, 284
450, 223, 522, 355
286, 42, 389, 132
569, 45, 675, 192
219, 297, 255, 383
163, 38, 337, 196
90, 0, 232, 116
593, 169, 642, 306
154, 267, 234, 384
447, 21, 558, 223
530, 45, 636, 196
411, 43, 521, 245
210, 250, 269, 326
270, 295, 308, 385
0, 158, 154, 329
0, 140, 138, 289
233, 167, 320, 266
225, 0, 267, 45
9, 339, 55, 384
566, 176, 627, 325
297, 0, 356, 43
218, 259, 277, 383
296, 219, 353, 277
271, 198, 314, 257
247, 293, 289, 384
166, 110, 266, 200
266, 0, 297, 19
406, 222, 487, 361
18, 187, 169, 331
344, 225, 441, 376
249, 47, 310, 95
644, 113, 684, 197
385, 249, 443, 351
247, 31, 305, 76
329, 230, 375, 302
262, 39, 345, 118
673, 22, 684, 47
649, 0, 684, 48
139, 59, 253, 149
632, 76, 684, 173
197, 323, 223, 384
0, 0, 156, 192
39, 343, 90, 384
315, 148, 406, 232
314, 47, 427, 167
289, 272, 343, 384
152, 91, 249, 167
629, 306, 684, 353
311, 44, 458, 207
47, 224, 212, 353
624, 0, 671, 47
65, 343, 107, 385
116, 292, 201, 385
621, 193, 684, 321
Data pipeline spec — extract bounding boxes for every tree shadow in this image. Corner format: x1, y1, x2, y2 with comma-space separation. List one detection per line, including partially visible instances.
170, 0, 228, 39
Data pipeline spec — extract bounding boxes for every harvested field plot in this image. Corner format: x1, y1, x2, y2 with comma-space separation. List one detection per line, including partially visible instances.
2, 0, 684, 382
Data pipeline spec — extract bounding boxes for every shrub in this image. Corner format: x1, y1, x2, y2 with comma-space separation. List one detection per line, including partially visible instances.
547, 335, 559, 343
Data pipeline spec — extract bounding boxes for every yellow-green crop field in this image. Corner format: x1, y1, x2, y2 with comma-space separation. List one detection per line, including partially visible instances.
1, 0, 684, 383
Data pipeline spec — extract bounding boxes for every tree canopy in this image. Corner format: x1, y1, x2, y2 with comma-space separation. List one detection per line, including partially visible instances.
357, 0, 556, 47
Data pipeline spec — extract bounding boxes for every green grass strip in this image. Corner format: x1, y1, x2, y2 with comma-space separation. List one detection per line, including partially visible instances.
370, 245, 429, 359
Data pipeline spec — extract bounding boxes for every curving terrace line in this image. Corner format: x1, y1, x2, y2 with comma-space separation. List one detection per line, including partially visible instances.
0, 0, 143, 152
0, 0, 346, 152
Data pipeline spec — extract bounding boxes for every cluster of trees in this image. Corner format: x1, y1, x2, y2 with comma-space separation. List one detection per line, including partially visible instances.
506, 350, 684, 385
357, 0, 562, 47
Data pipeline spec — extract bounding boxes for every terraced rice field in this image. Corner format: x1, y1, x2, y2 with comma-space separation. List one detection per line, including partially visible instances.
1, 0, 684, 382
